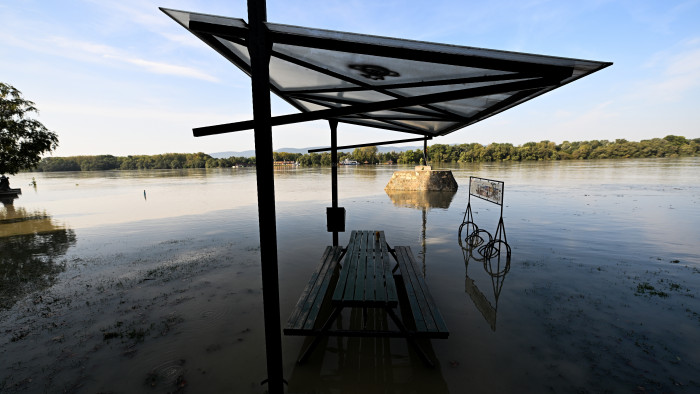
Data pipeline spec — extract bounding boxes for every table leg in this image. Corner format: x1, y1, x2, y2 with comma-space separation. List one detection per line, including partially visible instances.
297, 306, 343, 364
386, 308, 435, 368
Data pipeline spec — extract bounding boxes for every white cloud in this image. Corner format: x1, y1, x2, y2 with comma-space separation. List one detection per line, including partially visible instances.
559, 101, 618, 128
160, 32, 208, 49
642, 43, 700, 102
666, 48, 700, 75
631, 0, 700, 35
118, 57, 219, 82
0, 1, 219, 82
43, 35, 219, 82
47, 36, 118, 58
42, 100, 240, 122
83, 0, 171, 30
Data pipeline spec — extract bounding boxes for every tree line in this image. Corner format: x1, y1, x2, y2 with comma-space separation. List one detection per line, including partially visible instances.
32, 135, 699, 172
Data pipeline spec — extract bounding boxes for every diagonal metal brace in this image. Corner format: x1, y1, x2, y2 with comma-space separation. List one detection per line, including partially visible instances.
193, 77, 558, 137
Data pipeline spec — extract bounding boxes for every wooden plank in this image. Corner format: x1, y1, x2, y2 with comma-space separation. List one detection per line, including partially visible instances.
363, 231, 375, 303
399, 246, 438, 333
404, 246, 449, 334
395, 246, 427, 332
303, 246, 344, 330
352, 230, 370, 302
395, 246, 449, 335
342, 231, 361, 301
382, 233, 398, 305
332, 230, 358, 302
370, 231, 385, 304
297, 246, 340, 330
286, 246, 334, 330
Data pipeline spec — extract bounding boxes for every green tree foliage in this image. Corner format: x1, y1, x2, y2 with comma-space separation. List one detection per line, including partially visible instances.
352, 146, 379, 163
35, 153, 255, 172
0, 82, 59, 175
397, 149, 423, 164
31, 135, 699, 172
272, 151, 303, 162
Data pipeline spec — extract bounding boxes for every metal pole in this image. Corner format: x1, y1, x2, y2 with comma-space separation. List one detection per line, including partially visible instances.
247, 1, 284, 392
330, 120, 339, 246
423, 136, 428, 165
422, 207, 427, 276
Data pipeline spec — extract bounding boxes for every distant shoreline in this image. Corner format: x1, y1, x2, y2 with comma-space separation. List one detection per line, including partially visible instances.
33, 135, 699, 172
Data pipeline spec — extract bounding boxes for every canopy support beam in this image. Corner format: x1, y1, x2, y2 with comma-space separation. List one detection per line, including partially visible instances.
330, 120, 339, 246
193, 77, 557, 137
247, 1, 285, 393
308, 136, 432, 153
424, 136, 428, 165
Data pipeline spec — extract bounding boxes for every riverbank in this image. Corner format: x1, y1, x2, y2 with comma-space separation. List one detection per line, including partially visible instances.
31, 136, 700, 172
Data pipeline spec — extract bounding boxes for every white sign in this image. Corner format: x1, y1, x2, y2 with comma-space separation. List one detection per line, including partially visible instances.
469, 177, 503, 205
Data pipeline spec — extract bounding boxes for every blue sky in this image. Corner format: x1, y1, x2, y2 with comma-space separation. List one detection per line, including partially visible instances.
1, 0, 699, 156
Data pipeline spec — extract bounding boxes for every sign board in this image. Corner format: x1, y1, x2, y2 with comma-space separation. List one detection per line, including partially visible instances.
469, 177, 504, 205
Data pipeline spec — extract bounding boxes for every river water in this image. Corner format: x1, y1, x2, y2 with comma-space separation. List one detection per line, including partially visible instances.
1, 158, 699, 393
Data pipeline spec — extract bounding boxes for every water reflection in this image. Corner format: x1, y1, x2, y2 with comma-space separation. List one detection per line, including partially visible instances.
0, 204, 76, 309
459, 238, 511, 331
0, 195, 19, 206
384, 190, 457, 210
288, 335, 449, 393
385, 189, 457, 275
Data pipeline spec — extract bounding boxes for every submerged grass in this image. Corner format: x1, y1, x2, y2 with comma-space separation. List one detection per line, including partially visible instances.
636, 282, 669, 298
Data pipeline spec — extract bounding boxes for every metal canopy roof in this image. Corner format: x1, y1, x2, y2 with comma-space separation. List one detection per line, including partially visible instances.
161, 6, 611, 392
161, 8, 611, 139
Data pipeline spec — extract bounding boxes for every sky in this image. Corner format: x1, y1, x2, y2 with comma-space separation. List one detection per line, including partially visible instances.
1, 0, 699, 157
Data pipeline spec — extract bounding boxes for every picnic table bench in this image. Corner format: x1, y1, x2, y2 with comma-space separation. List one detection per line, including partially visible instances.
284, 230, 448, 366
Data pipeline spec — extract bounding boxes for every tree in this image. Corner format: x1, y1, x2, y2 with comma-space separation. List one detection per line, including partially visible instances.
352, 146, 378, 163
1, 83, 58, 177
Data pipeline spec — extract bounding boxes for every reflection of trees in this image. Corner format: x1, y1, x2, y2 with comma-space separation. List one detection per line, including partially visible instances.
0, 205, 76, 309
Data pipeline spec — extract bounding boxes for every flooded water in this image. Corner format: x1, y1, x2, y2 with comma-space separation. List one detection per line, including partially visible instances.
1, 158, 699, 393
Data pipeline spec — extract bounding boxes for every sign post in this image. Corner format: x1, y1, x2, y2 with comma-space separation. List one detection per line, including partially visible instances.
459, 176, 511, 261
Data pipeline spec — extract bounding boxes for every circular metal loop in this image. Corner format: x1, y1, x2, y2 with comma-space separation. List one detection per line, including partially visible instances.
479, 240, 512, 276
458, 221, 478, 242
468, 228, 492, 249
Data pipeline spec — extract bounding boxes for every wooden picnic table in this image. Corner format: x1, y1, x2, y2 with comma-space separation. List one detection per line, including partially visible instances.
284, 230, 448, 366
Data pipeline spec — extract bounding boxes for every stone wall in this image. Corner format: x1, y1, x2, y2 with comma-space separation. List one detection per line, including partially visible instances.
384, 167, 458, 191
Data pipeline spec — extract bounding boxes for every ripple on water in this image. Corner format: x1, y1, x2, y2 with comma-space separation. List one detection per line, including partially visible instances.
145, 358, 187, 389
197, 291, 243, 330
124, 344, 188, 390
137, 352, 187, 388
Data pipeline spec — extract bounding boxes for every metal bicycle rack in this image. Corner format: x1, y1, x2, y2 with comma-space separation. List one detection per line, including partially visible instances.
458, 176, 511, 262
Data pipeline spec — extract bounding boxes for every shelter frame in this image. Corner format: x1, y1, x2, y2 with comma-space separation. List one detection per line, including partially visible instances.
161, 4, 611, 392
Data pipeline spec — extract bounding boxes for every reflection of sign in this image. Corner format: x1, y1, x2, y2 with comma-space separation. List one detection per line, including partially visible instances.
465, 277, 497, 331
469, 177, 503, 205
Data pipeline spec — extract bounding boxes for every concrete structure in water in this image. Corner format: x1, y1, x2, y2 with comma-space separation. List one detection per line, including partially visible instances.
385, 166, 458, 191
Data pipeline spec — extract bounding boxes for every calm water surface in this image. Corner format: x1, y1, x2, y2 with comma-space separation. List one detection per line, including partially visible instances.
1, 158, 699, 393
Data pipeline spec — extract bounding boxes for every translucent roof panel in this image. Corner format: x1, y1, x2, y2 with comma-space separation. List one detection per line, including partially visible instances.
161, 8, 612, 137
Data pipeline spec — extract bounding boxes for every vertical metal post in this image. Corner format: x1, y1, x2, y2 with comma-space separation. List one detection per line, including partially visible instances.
421, 207, 427, 276
329, 120, 339, 246
247, 1, 284, 392
423, 136, 428, 165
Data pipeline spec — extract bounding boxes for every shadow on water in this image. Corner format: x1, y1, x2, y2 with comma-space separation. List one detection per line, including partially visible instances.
287, 334, 449, 394
0, 202, 76, 309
